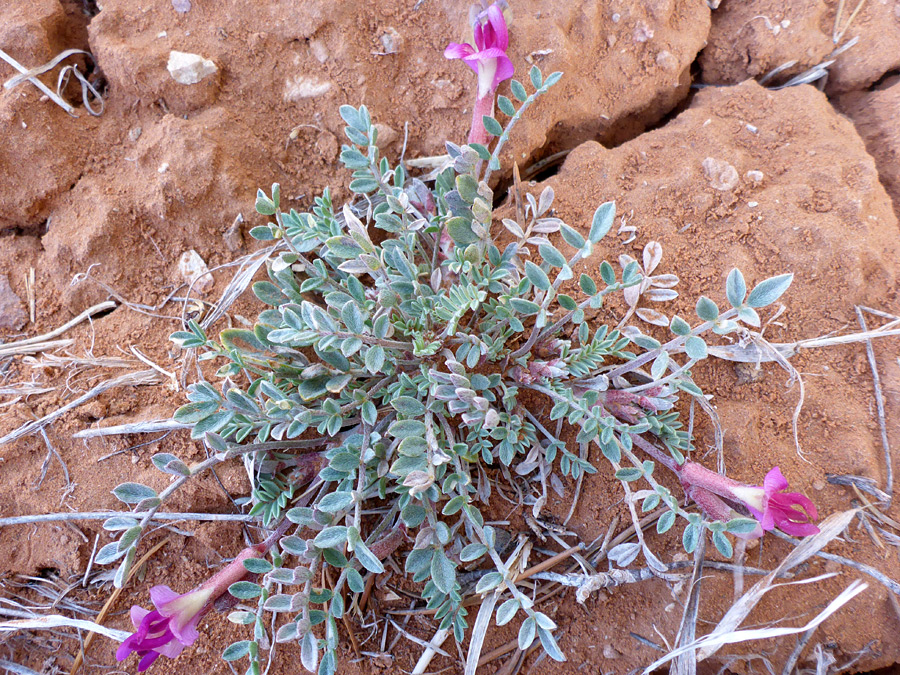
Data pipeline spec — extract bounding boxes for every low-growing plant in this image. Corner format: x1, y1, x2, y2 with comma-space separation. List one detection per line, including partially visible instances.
105, 4, 820, 674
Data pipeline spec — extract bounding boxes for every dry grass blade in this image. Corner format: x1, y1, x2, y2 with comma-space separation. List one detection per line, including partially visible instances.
694, 509, 858, 661
410, 627, 450, 674
0, 510, 254, 527
0, 659, 40, 675
758, 60, 798, 86
3, 49, 91, 89
0, 369, 164, 447
74, 418, 189, 438
0, 382, 55, 396
180, 246, 275, 383
770, 530, 900, 597
855, 306, 892, 500
827, 474, 890, 504
0, 48, 76, 115
833, 0, 867, 43
641, 511, 861, 673
69, 538, 169, 674
0, 339, 74, 358
0, 615, 130, 642
26, 267, 35, 324
198, 246, 276, 332
671, 534, 706, 675
642, 579, 867, 674
465, 590, 499, 675
704, 320, 900, 364
0, 301, 116, 355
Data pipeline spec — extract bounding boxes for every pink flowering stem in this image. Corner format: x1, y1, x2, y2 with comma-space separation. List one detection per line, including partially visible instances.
679, 462, 819, 537
117, 518, 292, 671
444, 3, 514, 148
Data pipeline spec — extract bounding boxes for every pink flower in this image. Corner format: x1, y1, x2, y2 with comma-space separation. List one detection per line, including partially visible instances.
732, 466, 820, 537
678, 462, 819, 538
117, 546, 261, 671
444, 3, 514, 146
444, 4, 514, 99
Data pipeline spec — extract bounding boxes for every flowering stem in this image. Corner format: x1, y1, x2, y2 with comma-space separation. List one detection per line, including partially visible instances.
259, 516, 294, 551
469, 95, 494, 147
630, 434, 679, 473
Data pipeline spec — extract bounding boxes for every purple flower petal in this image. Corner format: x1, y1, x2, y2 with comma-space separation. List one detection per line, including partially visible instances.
485, 4, 509, 51
129, 605, 151, 628
492, 55, 515, 89
472, 47, 508, 60
444, 2, 514, 99
778, 520, 820, 537
763, 466, 789, 493
168, 610, 203, 646
138, 650, 162, 672
444, 42, 475, 60
149, 585, 181, 609
473, 21, 486, 52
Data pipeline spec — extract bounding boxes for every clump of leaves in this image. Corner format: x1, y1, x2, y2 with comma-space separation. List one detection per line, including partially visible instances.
104, 65, 795, 674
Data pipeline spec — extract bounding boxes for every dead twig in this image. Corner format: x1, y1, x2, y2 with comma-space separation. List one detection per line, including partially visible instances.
0, 369, 164, 447
74, 418, 189, 438
671, 533, 706, 675
0, 301, 116, 356
0, 511, 255, 527
855, 306, 892, 501
0, 49, 77, 115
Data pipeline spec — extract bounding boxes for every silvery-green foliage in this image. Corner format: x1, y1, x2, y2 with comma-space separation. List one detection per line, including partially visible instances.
100, 66, 794, 672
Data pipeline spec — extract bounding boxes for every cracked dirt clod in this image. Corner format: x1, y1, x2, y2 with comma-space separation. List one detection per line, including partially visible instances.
700, 0, 900, 94
534, 79, 900, 673
835, 75, 900, 223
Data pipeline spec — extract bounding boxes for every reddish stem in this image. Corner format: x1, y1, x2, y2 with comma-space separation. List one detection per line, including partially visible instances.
468, 94, 495, 147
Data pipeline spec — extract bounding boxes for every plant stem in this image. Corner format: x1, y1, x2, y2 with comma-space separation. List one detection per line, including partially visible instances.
605, 308, 738, 381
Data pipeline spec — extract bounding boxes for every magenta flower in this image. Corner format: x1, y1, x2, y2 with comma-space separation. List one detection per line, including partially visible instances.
444, 3, 514, 145
117, 546, 262, 671
445, 4, 514, 99
732, 466, 820, 537
678, 462, 819, 538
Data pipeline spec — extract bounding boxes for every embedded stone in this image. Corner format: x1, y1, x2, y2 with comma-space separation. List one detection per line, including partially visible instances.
167, 50, 217, 85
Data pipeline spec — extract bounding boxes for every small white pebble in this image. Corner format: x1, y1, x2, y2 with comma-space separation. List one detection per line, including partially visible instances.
781, 19, 790, 28
746, 170, 764, 182
158, 162, 169, 173
611, 12, 620, 22
633, 21, 654, 42
157, 31, 167, 38
746, 123, 758, 133
748, 201, 758, 207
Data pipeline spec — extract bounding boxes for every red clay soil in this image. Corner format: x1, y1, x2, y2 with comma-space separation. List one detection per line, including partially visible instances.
1, 1, 899, 674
